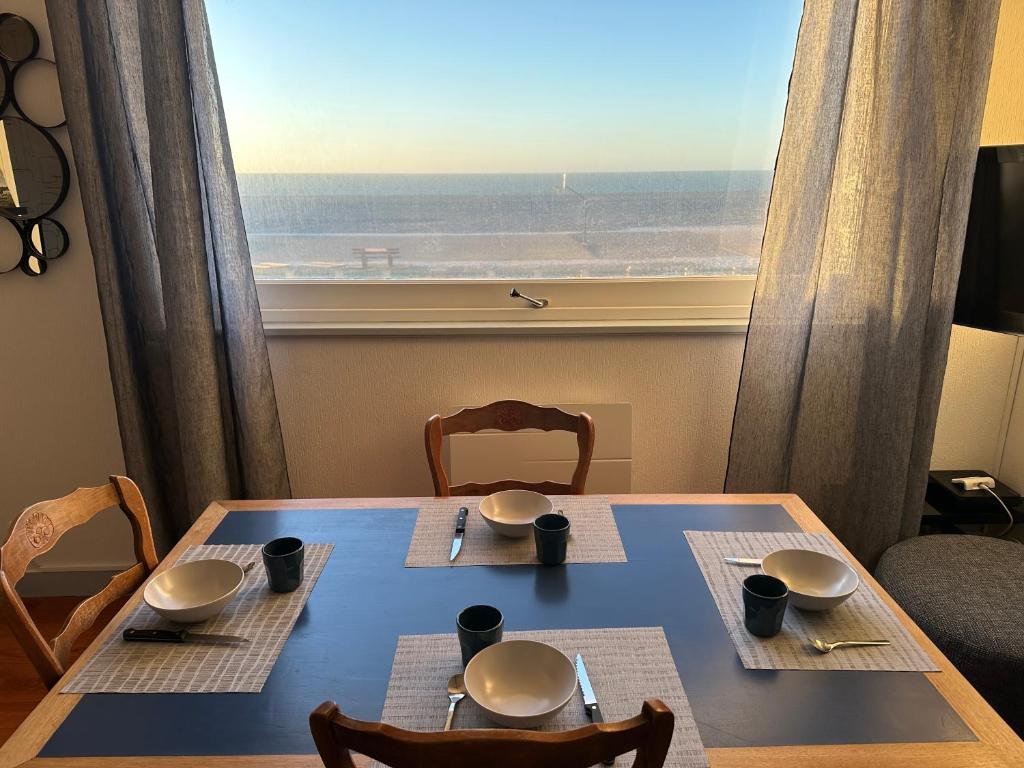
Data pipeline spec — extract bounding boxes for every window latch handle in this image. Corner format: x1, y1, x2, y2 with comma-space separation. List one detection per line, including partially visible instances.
509, 288, 549, 308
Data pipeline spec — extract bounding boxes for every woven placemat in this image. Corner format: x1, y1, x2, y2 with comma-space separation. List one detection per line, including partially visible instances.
376, 627, 706, 768
61, 543, 333, 694
405, 495, 626, 567
684, 531, 938, 672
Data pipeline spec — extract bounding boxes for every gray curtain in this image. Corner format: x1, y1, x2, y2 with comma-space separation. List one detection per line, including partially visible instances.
726, 0, 1001, 567
48, 0, 291, 552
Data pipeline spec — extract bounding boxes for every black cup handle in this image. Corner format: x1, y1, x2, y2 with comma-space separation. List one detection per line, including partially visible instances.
123, 628, 188, 643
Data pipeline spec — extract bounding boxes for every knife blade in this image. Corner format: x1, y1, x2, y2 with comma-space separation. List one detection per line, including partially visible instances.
123, 628, 249, 645
449, 506, 469, 561
576, 654, 614, 764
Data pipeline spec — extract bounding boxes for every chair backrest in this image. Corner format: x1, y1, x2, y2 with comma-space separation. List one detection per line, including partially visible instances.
310, 699, 674, 768
0, 475, 158, 687
424, 400, 595, 496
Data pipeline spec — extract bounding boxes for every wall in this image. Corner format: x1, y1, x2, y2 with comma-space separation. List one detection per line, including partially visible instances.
0, 0, 130, 584
931, 327, 1021, 474
980, 0, 1024, 148
269, 334, 745, 497
978, 0, 1024, 495
999, 370, 1024, 492
932, 0, 1024, 495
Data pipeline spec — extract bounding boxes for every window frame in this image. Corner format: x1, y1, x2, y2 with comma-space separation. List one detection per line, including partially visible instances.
256, 275, 756, 335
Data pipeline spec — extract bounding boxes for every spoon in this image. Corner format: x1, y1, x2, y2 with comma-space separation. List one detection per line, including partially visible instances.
810, 638, 890, 654
444, 673, 466, 731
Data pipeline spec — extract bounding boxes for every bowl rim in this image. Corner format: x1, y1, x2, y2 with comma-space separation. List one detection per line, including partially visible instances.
760, 548, 860, 599
463, 639, 577, 718
144, 558, 245, 612
479, 489, 553, 525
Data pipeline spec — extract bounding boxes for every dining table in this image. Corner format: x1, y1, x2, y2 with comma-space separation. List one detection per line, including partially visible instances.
1, 493, 1022, 768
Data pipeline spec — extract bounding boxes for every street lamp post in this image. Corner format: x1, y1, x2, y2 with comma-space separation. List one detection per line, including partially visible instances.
557, 173, 590, 246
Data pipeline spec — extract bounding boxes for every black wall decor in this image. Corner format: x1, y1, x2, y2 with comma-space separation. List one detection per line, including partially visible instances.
0, 12, 70, 277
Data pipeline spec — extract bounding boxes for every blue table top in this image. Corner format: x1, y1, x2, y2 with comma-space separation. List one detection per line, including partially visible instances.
41, 503, 973, 757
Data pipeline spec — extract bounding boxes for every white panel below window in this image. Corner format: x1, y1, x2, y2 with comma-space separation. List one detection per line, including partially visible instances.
447, 403, 631, 493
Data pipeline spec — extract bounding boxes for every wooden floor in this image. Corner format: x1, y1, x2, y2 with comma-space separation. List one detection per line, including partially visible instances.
0, 597, 124, 748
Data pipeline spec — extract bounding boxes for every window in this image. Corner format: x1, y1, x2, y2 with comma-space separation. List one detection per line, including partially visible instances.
207, 1, 802, 331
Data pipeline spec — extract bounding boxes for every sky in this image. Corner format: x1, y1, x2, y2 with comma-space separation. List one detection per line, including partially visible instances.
206, 0, 803, 175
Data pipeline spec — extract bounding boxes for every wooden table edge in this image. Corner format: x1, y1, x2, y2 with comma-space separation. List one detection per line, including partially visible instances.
3, 494, 1021, 768
5, 742, 1017, 768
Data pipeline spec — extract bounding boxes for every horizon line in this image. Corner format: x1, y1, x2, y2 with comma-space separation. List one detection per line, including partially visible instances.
234, 168, 776, 175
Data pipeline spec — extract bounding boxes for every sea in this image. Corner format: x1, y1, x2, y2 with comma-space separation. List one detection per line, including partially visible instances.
236, 171, 771, 280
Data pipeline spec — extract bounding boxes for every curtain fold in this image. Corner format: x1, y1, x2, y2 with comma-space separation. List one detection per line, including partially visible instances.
726, 0, 1001, 567
47, 0, 291, 553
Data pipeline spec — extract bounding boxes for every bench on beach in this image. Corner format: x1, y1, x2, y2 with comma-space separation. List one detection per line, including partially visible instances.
353, 247, 400, 268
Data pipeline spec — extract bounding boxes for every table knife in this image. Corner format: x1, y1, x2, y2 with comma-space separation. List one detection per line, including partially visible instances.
123, 628, 249, 645
576, 654, 614, 765
723, 556, 762, 566
449, 506, 469, 561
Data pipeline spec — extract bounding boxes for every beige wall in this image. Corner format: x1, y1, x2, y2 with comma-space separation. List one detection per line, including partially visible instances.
931, 327, 1021, 475
933, 0, 1024, 521
972, 0, 1024, 494
999, 369, 1024, 492
0, 0, 130, 575
980, 0, 1024, 147
270, 334, 745, 498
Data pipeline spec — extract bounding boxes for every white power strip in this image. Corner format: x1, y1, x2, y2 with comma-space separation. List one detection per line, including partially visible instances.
951, 475, 1015, 536
951, 475, 997, 491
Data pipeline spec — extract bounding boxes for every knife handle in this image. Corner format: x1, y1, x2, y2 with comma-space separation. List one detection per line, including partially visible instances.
723, 557, 762, 566
123, 628, 188, 643
455, 506, 468, 533
588, 706, 614, 764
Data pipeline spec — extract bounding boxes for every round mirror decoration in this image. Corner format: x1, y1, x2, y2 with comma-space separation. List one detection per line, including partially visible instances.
28, 217, 68, 259
0, 59, 10, 114
0, 116, 69, 220
12, 58, 63, 128
0, 14, 38, 63
0, 14, 70, 277
0, 216, 22, 272
20, 251, 45, 275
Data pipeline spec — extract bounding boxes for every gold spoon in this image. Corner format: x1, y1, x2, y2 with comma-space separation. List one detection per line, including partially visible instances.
810, 638, 890, 654
444, 673, 466, 731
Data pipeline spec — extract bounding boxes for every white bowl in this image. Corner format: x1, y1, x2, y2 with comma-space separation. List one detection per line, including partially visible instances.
144, 559, 245, 623
464, 640, 577, 727
761, 549, 859, 611
479, 490, 553, 538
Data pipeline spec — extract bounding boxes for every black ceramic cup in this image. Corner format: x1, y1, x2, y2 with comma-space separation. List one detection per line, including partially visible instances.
456, 604, 503, 666
742, 574, 789, 638
262, 536, 305, 593
533, 513, 570, 565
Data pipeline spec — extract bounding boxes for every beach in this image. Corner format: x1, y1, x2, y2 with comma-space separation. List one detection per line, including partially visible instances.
249, 225, 762, 280
239, 171, 769, 280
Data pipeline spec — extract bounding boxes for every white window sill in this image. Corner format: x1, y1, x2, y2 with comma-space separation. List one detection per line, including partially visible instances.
257, 276, 754, 337
262, 318, 749, 336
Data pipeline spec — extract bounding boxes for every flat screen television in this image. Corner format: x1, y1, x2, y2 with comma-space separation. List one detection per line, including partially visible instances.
954, 144, 1024, 334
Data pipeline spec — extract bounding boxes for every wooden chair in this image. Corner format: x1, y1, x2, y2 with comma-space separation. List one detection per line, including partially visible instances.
424, 400, 595, 497
0, 475, 158, 688
310, 698, 674, 768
